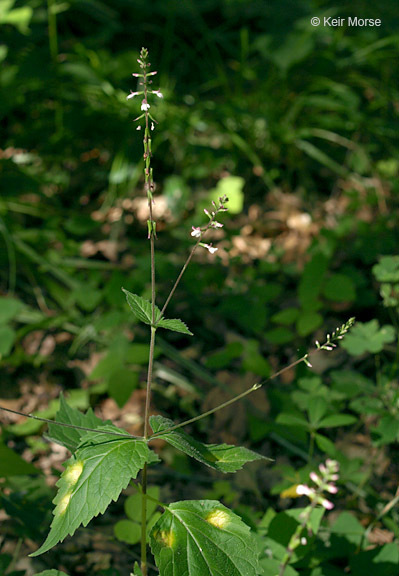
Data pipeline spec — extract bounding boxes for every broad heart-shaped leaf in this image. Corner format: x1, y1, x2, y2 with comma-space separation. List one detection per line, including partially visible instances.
149, 415, 270, 473
30, 427, 159, 557
156, 317, 193, 336
47, 393, 109, 452
150, 500, 262, 576
122, 288, 161, 325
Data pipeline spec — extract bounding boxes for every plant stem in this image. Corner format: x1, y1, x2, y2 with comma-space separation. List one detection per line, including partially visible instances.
140, 49, 157, 576
161, 242, 200, 316
149, 355, 307, 439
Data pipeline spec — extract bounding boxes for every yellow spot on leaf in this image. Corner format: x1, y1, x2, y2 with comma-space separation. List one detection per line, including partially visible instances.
206, 509, 230, 529
64, 460, 84, 485
57, 492, 71, 515
155, 529, 175, 548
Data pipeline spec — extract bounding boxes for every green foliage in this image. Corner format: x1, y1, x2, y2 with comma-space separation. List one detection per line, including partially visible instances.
0, 441, 40, 476
150, 415, 270, 473
123, 288, 193, 334
114, 486, 160, 545
31, 428, 159, 556
150, 500, 262, 576
340, 320, 396, 356
33, 571, 69, 576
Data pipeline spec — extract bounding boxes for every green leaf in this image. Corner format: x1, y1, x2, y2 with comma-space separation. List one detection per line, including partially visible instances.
122, 288, 161, 325
47, 393, 107, 452
323, 273, 356, 302
0, 326, 16, 357
296, 311, 323, 337
318, 414, 357, 428
157, 317, 193, 336
33, 571, 69, 576
150, 500, 262, 575
133, 562, 144, 576
0, 442, 40, 476
350, 542, 399, 576
108, 368, 139, 408
125, 486, 160, 522
340, 320, 396, 356
307, 397, 328, 427
276, 413, 309, 429
114, 519, 142, 544
209, 176, 244, 214
0, 296, 23, 322
30, 428, 159, 557
372, 256, 399, 283
271, 307, 299, 325
298, 252, 329, 310
150, 415, 270, 473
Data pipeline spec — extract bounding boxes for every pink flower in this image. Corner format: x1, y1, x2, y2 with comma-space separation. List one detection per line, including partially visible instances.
321, 498, 334, 510
326, 484, 338, 494
310, 472, 320, 484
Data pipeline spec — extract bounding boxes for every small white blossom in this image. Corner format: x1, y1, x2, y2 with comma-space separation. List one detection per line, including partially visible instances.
191, 226, 201, 238
296, 484, 313, 497
136, 126, 142, 130
127, 91, 140, 100
141, 100, 150, 111
153, 90, 163, 98
203, 243, 218, 254
211, 220, 223, 228
151, 122, 155, 131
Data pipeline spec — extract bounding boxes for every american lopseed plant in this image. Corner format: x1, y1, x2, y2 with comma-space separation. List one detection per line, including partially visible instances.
0, 48, 356, 576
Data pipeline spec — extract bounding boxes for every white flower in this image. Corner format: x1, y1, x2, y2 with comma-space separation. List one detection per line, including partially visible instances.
211, 220, 223, 228
141, 100, 150, 111
204, 244, 218, 254
296, 484, 313, 497
127, 91, 140, 100
191, 226, 201, 238
153, 90, 163, 98
136, 126, 142, 131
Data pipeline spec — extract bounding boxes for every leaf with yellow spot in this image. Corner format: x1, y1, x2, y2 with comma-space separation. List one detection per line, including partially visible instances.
150, 500, 262, 575
150, 415, 272, 473
30, 426, 159, 557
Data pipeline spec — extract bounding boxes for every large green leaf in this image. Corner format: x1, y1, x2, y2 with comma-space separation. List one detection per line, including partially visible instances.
150, 500, 261, 576
30, 427, 159, 557
122, 288, 161, 325
149, 415, 270, 473
47, 393, 108, 452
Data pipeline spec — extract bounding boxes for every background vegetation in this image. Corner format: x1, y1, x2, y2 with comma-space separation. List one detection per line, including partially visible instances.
0, 0, 398, 574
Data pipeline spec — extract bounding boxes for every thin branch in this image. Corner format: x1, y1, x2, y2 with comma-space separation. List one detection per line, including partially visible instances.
0, 405, 141, 439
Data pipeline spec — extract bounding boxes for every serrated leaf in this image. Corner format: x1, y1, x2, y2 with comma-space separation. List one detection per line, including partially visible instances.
30, 428, 159, 557
150, 415, 270, 473
150, 500, 262, 576
133, 562, 144, 576
156, 317, 193, 336
47, 393, 108, 452
122, 288, 161, 325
